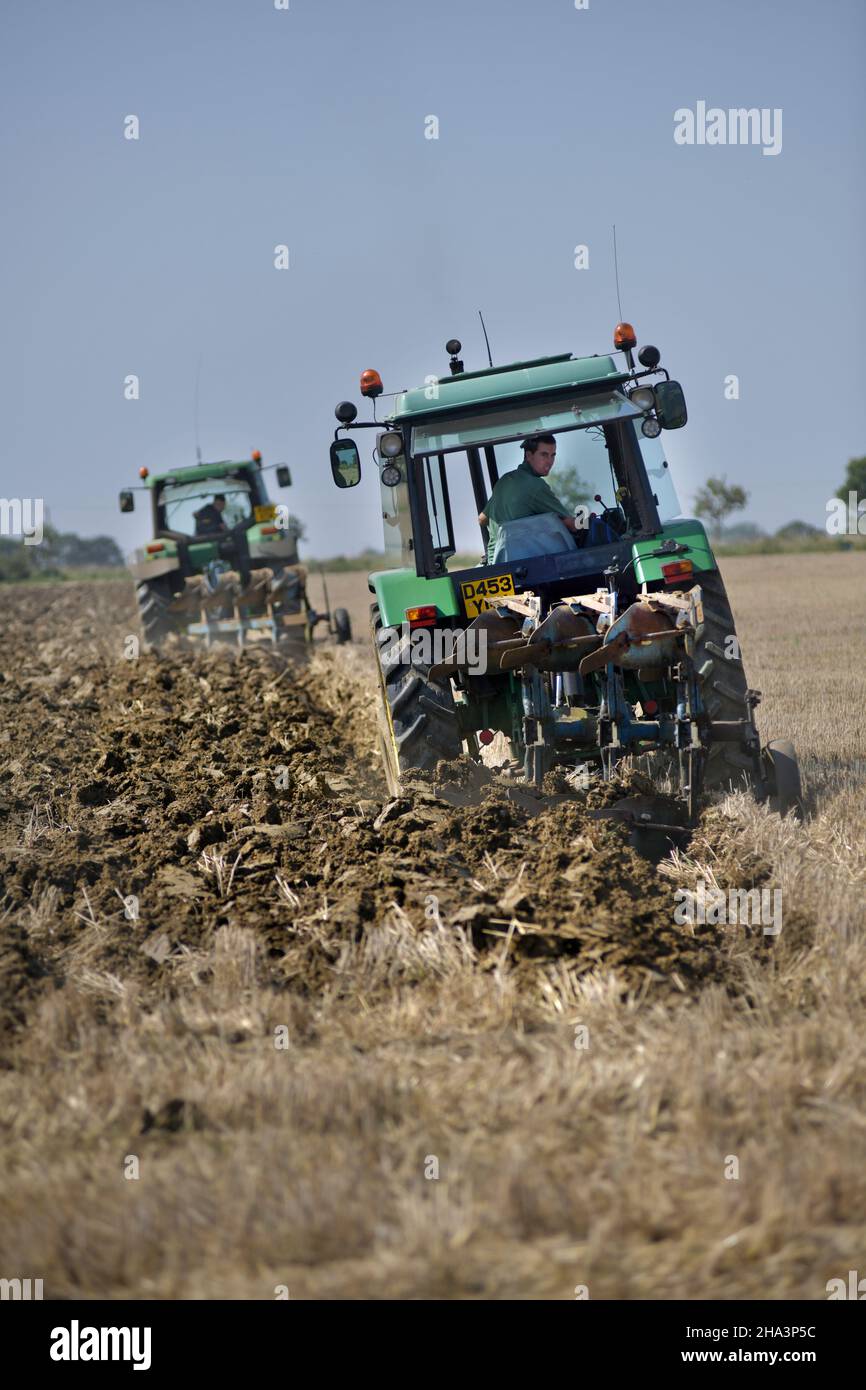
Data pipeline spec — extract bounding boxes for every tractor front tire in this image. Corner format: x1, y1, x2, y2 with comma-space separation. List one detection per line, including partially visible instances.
372, 603, 462, 796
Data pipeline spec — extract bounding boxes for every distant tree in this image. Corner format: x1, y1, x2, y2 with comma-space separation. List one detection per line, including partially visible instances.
693, 476, 749, 538
79, 534, 124, 566
836, 456, 866, 504
0, 537, 37, 581
776, 520, 822, 540
553, 463, 593, 515
28, 523, 64, 571
719, 521, 767, 541
0, 526, 124, 579
39, 529, 124, 568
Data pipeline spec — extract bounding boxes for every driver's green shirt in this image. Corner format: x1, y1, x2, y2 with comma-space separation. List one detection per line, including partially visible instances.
483, 461, 570, 561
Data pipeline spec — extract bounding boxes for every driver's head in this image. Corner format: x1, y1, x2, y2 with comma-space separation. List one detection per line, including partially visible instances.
522, 434, 557, 477
213, 494, 227, 511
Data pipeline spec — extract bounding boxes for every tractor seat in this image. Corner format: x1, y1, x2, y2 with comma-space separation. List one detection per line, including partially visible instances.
489, 513, 576, 563
156, 528, 195, 543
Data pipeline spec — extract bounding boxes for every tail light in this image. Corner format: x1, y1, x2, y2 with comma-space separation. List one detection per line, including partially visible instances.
405, 605, 438, 629
661, 559, 693, 584
145, 542, 165, 554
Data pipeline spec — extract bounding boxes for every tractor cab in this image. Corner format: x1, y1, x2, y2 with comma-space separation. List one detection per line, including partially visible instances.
330, 326, 691, 615
153, 471, 257, 540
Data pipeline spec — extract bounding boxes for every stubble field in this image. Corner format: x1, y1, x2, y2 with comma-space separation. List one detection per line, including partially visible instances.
0, 553, 864, 1299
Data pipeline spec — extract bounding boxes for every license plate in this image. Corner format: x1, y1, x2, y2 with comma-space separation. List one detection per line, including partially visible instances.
254, 504, 277, 522
460, 573, 515, 618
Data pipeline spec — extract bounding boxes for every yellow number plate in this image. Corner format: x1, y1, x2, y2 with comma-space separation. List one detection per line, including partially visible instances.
254, 504, 277, 522
460, 573, 515, 618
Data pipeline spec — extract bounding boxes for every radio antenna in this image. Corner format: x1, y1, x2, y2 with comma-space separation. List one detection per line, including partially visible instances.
612, 224, 624, 322
478, 309, 494, 368
194, 353, 203, 464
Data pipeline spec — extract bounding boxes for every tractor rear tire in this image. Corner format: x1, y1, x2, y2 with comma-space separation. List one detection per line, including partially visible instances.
688, 569, 760, 793
136, 578, 177, 649
372, 603, 462, 796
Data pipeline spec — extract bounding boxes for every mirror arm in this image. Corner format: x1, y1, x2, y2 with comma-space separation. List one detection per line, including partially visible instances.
335, 422, 384, 437
626, 366, 670, 385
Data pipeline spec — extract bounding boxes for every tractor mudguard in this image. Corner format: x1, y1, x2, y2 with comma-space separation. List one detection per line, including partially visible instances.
369, 567, 461, 631
128, 552, 181, 584
631, 519, 716, 585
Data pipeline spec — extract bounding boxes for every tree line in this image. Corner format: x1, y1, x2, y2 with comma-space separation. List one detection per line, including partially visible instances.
0, 526, 124, 581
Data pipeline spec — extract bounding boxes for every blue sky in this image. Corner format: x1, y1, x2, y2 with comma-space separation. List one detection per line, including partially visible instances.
1, 0, 863, 556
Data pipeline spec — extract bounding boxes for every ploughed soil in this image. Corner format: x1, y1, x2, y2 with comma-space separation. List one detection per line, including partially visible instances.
0, 581, 738, 1040
1, 575, 859, 1303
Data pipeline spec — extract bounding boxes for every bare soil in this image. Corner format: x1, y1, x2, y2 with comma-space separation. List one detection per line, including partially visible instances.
0, 563, 863, 1299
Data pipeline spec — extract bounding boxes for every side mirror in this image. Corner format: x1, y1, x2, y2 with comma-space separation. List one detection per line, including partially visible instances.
119, 490, 135, 513
276, 465, 292, 487
330, 439, 361, 489
654, 380, 688, 430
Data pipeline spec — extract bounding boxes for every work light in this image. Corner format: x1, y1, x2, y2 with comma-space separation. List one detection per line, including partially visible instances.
378, 431, 403, 457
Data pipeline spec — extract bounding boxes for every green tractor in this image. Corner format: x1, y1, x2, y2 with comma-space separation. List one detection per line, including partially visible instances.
119, 452, 352, 650
328, 326, 801, 824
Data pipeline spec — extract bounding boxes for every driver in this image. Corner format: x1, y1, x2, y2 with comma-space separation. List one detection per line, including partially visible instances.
193, 493, 228, 536
478, 435, 581, 561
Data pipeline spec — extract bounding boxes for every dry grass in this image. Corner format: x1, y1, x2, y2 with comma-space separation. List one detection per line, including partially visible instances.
722, 552, 866, 798
0, 559, 864, 1299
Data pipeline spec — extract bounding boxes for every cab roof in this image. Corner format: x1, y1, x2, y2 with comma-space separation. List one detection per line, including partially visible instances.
147, 459, 256, 487
389, 353, 630, 422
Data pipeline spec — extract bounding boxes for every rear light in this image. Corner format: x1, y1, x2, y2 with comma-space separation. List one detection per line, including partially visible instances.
478, 729, 495, 745
145, 542, 165, 554
260, 525, 279, 535
643, 699, 659, 716
405, 605, 438, 628
661, 559, 693, 584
